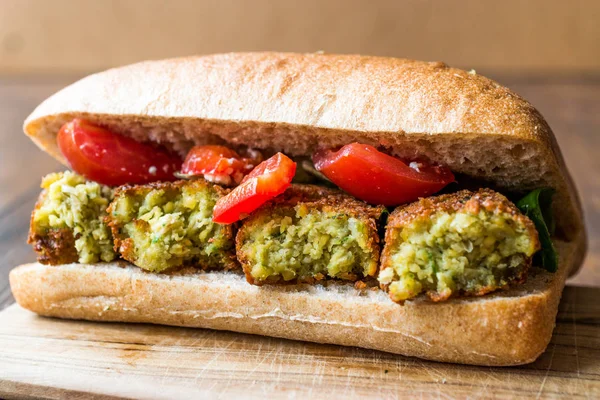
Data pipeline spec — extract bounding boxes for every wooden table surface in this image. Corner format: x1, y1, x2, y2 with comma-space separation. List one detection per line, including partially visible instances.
1, 286, 599, 399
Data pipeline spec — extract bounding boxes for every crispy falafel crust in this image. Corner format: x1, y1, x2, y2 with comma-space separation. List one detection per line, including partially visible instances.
381, 189, 540, 302
387, 189, 538, 231
9, 238, 579, 366
27, 191, 79, 265
28, 229, 78, 265
236, 185, 384, 285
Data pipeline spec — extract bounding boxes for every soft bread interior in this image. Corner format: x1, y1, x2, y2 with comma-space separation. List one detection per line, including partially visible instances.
22, 53, 585, 270
34, 114, 556, 191
9, 239, 578, 366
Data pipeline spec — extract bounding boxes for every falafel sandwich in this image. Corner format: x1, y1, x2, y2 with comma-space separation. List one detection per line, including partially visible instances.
10, 53, 586, 366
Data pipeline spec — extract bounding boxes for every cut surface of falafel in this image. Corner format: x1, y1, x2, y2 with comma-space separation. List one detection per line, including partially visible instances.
107, 179, 237, 272
28, 171, 116, 264
379, 189, 540, 302
236, 185, 384, 285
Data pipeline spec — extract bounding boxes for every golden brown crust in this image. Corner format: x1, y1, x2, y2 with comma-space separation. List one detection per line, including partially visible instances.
381, 189, 540, 302
271, 184, 386, 220
236, 185, 384, 285
111, 178, 231, 199
387, 189, 538, 234
8, 238, 579, 366
28, 229, 78, 265
21, 53, 585, 266
27, 190, 79, 265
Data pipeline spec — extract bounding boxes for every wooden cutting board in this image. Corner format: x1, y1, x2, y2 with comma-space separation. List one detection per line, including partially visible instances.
0, 286, 599, 399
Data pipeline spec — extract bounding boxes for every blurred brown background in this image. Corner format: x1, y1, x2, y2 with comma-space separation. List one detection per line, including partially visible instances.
1, 0, 599, 74
0, 0, 599, 309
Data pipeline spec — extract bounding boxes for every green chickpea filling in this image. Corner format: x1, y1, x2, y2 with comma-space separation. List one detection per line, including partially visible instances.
32, 171, 116, 263
108, 180, 235, 272
379, 210, 539, 302
239, 203, 378, 283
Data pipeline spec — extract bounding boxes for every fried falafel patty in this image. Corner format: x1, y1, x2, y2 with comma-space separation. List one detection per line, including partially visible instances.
236, 185, 384, 285
28, 171, 116, 265
107, 179, 236, 272
379, 189, 540, 303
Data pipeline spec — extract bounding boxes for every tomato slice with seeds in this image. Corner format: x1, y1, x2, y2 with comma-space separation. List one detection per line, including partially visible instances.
212, 153, 296, 224
313, 143, 454, 206
57, 119, 181, 186
181, 145, 261, 186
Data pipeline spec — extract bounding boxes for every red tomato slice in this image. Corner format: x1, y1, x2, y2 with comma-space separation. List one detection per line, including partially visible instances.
57, 119, 182, 186
181, 145, 261, 185
313, 143, 454, 206
213, 153, 296, 224
182, 145, 245, 175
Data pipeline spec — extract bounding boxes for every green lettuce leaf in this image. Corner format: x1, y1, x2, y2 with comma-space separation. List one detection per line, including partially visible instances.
517, 188, 558, 272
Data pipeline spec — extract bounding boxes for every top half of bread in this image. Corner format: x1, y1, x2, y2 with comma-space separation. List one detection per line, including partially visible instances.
22, 52, 586, 272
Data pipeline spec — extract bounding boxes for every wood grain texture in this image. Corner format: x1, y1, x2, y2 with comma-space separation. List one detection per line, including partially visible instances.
0, 285, 598, 399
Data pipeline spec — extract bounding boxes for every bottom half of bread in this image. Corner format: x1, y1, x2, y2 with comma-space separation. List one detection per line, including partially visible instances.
9, 240, 579, 366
